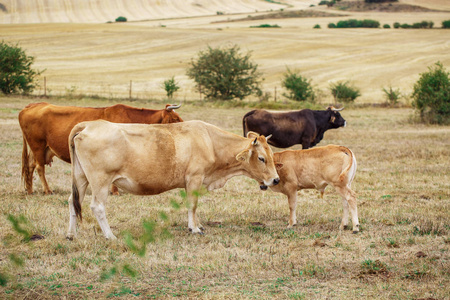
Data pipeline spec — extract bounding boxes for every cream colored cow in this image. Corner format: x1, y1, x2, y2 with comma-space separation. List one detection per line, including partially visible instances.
263, 145, 359, 233
66, 120, 280, 239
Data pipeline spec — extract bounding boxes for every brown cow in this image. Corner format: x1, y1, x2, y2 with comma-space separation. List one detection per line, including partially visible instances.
261, 145, 360, 233
18, 102, 183, 195
66, 120, 280, 239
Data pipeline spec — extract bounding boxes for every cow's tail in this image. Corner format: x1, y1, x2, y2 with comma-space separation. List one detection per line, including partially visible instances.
69, 123, 88, 221
242, 110, 256, 137
339, 146, 357, 191
21, 135, 33, 193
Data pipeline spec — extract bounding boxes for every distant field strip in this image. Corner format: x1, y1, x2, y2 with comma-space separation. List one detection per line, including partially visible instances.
0, 0, 284, 23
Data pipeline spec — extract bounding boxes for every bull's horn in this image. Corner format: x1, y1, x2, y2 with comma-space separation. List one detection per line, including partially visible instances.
265, 134, 272, 140
252, 137, 258, 145
166, 104, 181, 111
333, 107, 344, 111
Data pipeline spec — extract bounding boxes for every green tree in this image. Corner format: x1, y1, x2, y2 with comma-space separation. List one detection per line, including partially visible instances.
330, 81, 361, 103
0, 41, 43, 94
282, 68, 315, 101
186, 45, 263, 100
162, 76, 180, 99
412, 62, 450, 124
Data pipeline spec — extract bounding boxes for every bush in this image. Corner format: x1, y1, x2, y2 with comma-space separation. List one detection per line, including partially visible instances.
0, 41, 43, 95
250, 24, 280, 28
162, 76, 180, 99
382, 86, 401, 106
281, 68, 315, 102
186, 45, 263, 100
443, 20, 450, 28
115, 16, 127, 22
333, 19, 380, 28
313, 24, 321, 29
328, 23, 336, 28
412, 62, 450, 124
393, 22, 400, 28
329, 81, 360, 103
383, 24, 390, 29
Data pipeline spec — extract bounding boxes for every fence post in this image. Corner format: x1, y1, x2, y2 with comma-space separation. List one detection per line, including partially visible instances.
44, 76, 47, 97
274, 86, 277, 102
129, 80, 132, 100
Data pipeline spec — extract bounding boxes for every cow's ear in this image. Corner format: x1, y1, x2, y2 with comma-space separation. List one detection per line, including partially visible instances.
275, 162, 284, 171
247, 131, 259, 140
236, 149, 251, 162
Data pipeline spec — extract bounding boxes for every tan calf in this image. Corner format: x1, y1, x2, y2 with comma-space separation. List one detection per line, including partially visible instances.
67, 120, 280, 239
266, 145, 359, 233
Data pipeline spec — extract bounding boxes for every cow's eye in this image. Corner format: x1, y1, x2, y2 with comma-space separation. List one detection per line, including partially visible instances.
258, 157, 265, 163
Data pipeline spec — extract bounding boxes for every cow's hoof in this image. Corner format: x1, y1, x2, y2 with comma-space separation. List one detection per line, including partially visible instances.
352, 231, 359, 234
343, 225, 349, 230
66, 235, 74, 241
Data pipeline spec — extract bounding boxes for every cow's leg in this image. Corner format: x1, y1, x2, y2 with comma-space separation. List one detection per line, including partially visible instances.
337, 186, 359, 233
90, 187, 116, 240
25, 152, 37, 194
186, 177, 204, 234
35, 164, 52, 195
286, 190, 298, 228
67, 176, 89, 240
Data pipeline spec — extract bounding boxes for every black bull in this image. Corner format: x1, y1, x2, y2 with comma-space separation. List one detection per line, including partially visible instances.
242, 107, 346, 149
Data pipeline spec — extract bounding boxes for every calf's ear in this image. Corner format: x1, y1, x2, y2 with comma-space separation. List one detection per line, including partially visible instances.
275, 162, 284, 170
236, 149, 251, 162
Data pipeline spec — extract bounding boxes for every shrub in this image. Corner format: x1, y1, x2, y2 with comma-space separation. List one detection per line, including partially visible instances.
412, 62, 450, 124
250, 24, 280, 28
281, 68, 315, 102
313, 24, 321, 29
393, 22, 400, 28
186, 45, 263, 100
329, 81, 360, 103
0, 41, 43, 95
382, 86, 401, 105
383, 24, 390, 29
443, 20, 450, 29
115, 16, 127, 22
333, 19, 380, 28
328, 23, 336, 28
162, 76, 180, 99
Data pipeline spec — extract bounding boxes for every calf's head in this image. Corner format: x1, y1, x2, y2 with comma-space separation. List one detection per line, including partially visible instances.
327, 106, 346, 128
236, 132, 281, 188
161, 104, 184, 123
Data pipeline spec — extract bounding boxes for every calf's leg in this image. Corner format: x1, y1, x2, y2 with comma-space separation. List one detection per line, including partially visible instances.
337, 186, 359, 233
67, 176, 89, 240
286, 190, 298, 228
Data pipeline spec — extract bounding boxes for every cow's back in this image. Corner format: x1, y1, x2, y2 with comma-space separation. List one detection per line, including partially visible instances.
274, 145, 354, 190
72, 120, 215, 194
19, 102, 106, 162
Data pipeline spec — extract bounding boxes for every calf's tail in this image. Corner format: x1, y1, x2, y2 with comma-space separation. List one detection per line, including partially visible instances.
339, 146, 357, 187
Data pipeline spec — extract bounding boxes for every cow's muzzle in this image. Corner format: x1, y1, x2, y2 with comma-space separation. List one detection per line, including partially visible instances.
260, 184, 268, 191
260, 178, 279, 190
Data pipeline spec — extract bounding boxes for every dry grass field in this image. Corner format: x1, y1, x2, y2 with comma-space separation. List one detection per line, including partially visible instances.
0, 0, 449, 299
1, 0, 450, 103
0, 96, 449, 299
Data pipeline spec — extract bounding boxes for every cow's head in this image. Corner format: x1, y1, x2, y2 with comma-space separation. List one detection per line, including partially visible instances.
161, 104, 184, 123
236, 132, 281, 188
326, 106, 346, 128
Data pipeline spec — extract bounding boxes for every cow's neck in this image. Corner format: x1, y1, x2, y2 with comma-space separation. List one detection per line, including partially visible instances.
205, 132, 252, 191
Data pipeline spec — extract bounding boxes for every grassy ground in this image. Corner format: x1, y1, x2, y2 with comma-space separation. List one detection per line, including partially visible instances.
0, 96, 449, 299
